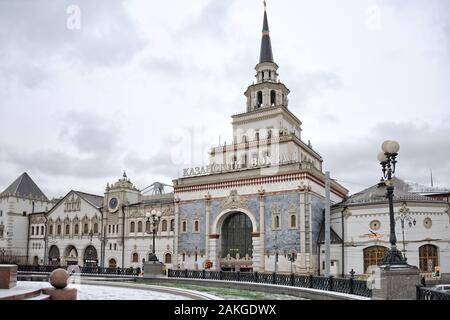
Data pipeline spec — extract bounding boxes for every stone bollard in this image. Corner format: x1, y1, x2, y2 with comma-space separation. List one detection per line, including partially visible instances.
42, 268, 77, 300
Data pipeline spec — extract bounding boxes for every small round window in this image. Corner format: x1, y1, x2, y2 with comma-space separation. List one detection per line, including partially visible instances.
370, 220, 381, 231
423, 217, 432, 229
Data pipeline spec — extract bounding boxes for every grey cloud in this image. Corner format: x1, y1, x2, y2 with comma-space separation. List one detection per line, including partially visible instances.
124, 150, 180, 181
320, 118, 450, 194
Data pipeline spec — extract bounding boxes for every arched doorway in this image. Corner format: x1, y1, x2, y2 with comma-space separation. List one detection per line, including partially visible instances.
64, 245, 78, 266
108, 258, 117, 268
363, 246, 388, 273
33, 256, 39, 265
220, 212, 253, 271
83, 245, 98, 267
165, 253, 172, 264
48, 245, 60, 266
419, 244, 439, 272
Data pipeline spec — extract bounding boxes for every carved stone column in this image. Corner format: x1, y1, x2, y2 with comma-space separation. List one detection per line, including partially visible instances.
174, 197, 180, 268
298, 187, 307, 274
204, 193, 211, 259
258, 188, 265, 272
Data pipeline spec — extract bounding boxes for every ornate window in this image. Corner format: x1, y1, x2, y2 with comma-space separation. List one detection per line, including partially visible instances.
270, 90, 276, 106
74, 224, 79, 235
370, 220, 381, 231
257, 91, 263, 107
49, 225, 53, 235
363, 246, 388, 273
423, 217, 432, 229
57, 225, 61, 235
182, 220, 187, 233
419, 244, 438, 272
221, 212, 253, 259
289, 214, 297, 228
65, 224, 70, 235
161, 219, 168, 232
272, 215, 281, 230
93, 223, 98, 234
138, 221, 143, 232
165, 253, 172, 264
83, 223, 88, 234
145, 220, 150, 233
193, 220, 199, 233
130, 221, 135, 233
170, 219, 175, 232
132, 252, 139, 263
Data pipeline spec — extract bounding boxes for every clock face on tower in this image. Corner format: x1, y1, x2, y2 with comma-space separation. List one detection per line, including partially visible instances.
108, 197, 119, 212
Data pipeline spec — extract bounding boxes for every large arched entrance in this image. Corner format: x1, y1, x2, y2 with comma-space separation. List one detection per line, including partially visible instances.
419, 244, 439, 272
363, 246, 388, 273
48, 245, 60, 266
220, 211, 253, 271
83, 245, 98, 267
64, 245, 78, 266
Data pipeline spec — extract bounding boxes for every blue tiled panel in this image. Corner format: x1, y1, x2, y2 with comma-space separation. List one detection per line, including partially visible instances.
178, 201, 206, 253
310, 194, 325, 253
264, 193, 300, 252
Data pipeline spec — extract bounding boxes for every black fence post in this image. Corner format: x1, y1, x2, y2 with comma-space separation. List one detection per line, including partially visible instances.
349, 277, 354, 295
219, 270, 223, 280
272, 272, 277, 285
328, 276, 333, 291
237, 271, 240, 282
309, 274, 314, 288
254, 271, 258, 283
416, 285, 423, 300
202, 269, 206, 279
290, 273, 295, 287
184, 269, 188, 278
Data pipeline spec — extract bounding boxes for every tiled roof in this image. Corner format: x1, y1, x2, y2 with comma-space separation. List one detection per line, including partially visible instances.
0, 172, 48, 201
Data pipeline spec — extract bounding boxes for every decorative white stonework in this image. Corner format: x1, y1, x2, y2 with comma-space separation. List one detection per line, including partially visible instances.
218, 190, 250, 212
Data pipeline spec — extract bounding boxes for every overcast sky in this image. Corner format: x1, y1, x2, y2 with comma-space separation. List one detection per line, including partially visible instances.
0, 0, 449, 199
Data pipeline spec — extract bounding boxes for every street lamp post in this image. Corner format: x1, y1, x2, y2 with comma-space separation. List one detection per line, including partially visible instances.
377, 140, 409, 268
396, 205, 416, 259
145, 209, 162, 262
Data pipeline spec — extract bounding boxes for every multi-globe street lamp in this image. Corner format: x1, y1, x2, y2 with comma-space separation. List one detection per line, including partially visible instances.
377, 140, 409, 267
396, 205, 416, 259
145, 209, 162, 262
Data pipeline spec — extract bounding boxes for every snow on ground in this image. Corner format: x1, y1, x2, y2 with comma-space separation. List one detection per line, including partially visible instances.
71, 283, 191, 300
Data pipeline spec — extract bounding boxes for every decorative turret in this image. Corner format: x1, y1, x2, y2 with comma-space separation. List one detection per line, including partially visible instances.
244, 2, 290, 112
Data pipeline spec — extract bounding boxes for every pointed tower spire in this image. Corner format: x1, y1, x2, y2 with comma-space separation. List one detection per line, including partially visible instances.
259, 1, 274, 63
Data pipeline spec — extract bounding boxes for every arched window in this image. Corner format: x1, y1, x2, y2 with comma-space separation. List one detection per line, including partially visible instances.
132, 252, 139, 263
161, 220, 168, 232
273, 215, 280, 229
363, 246, 388, 273
182, 221, 187, 233
182, 253, 186, 261
242, 135, 247, 143
57, 225, 61, 235
74, 224, 79, 235
41, 226, 44, 235
165, 253, 172, 264
109, 258, 117, 268
268, 130, 272, 139
290, 214, 297, 228
257, 91, 263, 107
49, 225, 53, 235
93, 223, 98, 234
194, 220, 199, 232
130, 221, 135, 233
170, 219, 175, 232
419, 245, 439, 272
65, 224, 70, 235
270, 90, 276, 106
83, 223, 88, 234
138, 221, 143, 232
146, 220, 150, 233
31, 226, 35, 235
255, 131, 260, 141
